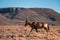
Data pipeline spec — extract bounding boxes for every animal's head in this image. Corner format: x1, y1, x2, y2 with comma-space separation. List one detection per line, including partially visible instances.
24, 16, 32, 27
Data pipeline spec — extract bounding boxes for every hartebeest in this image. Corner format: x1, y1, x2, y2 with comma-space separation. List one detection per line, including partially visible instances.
24, 17, 50, 36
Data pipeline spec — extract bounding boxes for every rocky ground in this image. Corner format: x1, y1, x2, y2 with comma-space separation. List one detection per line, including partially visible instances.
0, 25, 60, 40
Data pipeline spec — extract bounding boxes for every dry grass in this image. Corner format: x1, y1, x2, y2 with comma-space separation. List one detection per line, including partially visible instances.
0, 25, 60, 40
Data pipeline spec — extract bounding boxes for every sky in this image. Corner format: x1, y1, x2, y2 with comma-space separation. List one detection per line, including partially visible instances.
0, 0, 60, 13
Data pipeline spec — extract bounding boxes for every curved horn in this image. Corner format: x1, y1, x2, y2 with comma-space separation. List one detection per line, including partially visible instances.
25, 16, 29, 26
26, 16, 29, 20
26, 16, 29, 23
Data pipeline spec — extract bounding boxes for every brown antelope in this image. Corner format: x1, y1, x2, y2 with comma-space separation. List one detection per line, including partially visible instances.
24, 17, 50, 36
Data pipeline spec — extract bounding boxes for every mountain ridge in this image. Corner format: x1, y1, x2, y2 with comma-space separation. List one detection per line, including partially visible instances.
0, 7, 60, 25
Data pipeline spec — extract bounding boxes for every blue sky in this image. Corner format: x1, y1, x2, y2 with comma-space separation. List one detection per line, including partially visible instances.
0, 0, 60, 13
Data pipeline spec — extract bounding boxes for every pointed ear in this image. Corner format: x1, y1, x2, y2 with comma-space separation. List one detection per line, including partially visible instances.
26, 16, 28, 20
26, 16, 29, 20
25, 16, 28, 22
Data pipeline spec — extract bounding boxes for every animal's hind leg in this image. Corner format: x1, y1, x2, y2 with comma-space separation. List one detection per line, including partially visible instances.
43, 27, 48, 32
44, 27, 49, 40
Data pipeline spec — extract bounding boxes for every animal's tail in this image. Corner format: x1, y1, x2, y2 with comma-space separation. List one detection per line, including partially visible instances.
47, 24, 50, 32
46, 24, 50, 32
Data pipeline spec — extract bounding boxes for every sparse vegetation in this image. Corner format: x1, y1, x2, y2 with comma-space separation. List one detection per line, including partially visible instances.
0, 25, 60, 40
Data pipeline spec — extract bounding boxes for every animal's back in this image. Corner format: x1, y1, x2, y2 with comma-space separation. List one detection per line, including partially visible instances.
35, 22, 43, 28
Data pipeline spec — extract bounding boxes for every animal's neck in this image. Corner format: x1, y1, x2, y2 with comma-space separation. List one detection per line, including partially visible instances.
28, 22, 33, 27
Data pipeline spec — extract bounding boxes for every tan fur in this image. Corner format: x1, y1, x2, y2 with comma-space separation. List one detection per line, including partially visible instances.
44, 23, 48, 28
39, 22, 43, 27
25, 17, 49, 33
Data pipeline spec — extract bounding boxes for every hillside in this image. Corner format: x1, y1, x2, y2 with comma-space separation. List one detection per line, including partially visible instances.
0, 7, 60, 25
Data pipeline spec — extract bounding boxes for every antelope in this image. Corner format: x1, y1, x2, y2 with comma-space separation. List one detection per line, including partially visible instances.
24, 17, 50, 36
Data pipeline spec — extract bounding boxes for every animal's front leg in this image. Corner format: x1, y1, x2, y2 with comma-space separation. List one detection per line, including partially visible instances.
35, 27, 38, 32
26, 28, 33, 37
29, 28, 33, 34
